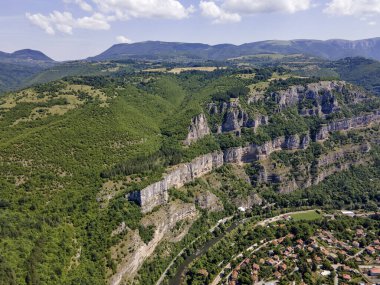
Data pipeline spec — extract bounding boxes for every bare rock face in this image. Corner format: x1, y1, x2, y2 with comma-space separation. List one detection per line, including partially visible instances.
207, 99, 268, 135
271, 81, 348, 116
224, 145, 256, 164
127, 152, 224, 213
300, 134, 311, 149
109, 201, 197, 285
285, 134, 300, 150
184, 113, 211, 145
195, 191, 224, 212
316, 110, 380, 141
233, 192, 263, 209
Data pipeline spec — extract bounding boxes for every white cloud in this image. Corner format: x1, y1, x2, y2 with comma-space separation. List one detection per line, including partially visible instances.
26, 13, 56, 35
324, 0, 380, 16
91, 0, 194, 20
199, 0, 311, 23
222, 0, 311, 14
324, 0, 380, 24
76, 13, 110, 30
64, 0, 93, 12
200, 1, 241, 23
27, 0, 195, 35
116, 35, 133, 44
26, 11, 110, 35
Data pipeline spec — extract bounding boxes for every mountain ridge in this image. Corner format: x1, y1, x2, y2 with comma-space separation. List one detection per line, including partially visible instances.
89, 38, 380, 61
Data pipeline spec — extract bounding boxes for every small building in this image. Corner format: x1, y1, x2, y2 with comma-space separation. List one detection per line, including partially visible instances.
369, 267, 380, 277
342, 274, 351, 281
341, 210, 355, 217
314, 256, 322, 263
279, 263, 287, 271
231, 270, 238, 280
352, 241, 360, 248
266, 259, 276, 266
366, 246, 376, 255
321, 270, 331, 276
252, 264, 260, 271
274, 271, 282, 279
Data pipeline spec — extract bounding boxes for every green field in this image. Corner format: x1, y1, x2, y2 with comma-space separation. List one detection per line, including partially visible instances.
290, 210, 322, 221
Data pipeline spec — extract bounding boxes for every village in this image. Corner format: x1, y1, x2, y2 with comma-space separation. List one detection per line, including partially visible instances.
223, 214, 380, 285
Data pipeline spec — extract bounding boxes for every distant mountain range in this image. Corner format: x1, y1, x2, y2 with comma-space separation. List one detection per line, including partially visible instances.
2, 38, 380, 94
0, 49, 54, 65
89, 38, 380, 62
3, 38, 380, 64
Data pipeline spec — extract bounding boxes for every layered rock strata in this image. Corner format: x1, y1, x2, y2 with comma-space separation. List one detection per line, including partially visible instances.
316, 110, 380, 141
127, 152, 224, 213
129, 111, 380, 213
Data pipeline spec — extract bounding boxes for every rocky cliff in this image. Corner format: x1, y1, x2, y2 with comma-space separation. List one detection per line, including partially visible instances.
272, 81, 345, 115
207, 99, 268, 135
127, 152, 224, 213
184, 113, 211, 145
109, 201, 197, 285
129, 110, 380, 213
316, 110, 380, 141
223, 134, 311, 164
252, 143, 373, 193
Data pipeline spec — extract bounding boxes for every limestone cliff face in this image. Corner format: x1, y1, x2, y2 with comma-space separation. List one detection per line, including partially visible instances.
271, 81, 356, 116
316, 110, 380, 141
127, 152, 224, 213
252, 143, 372, 193
128, 111, 380, 213
184, 113, 211, 145
223, 134, 311, 164
109, 202, 197, 285
207, 99, 268, 135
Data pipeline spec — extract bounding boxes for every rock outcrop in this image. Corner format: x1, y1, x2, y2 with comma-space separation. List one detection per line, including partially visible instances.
127, 152, 224, 213
316, 110, 380, 141
109, 202, 197, 285
252, 143, 372, 193
195, 191, 224, 212
184, 113, 211, 145
207, 99, 268, 135
271, 81, 345, 115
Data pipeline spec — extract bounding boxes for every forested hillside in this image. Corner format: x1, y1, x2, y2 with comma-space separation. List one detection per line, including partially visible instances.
0, 65, 379, 285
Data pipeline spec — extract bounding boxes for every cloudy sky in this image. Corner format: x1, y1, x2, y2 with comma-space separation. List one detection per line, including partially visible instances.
1, 0, 380, 60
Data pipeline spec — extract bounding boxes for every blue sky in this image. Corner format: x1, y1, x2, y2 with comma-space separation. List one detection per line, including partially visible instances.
1, 0, 380, 61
